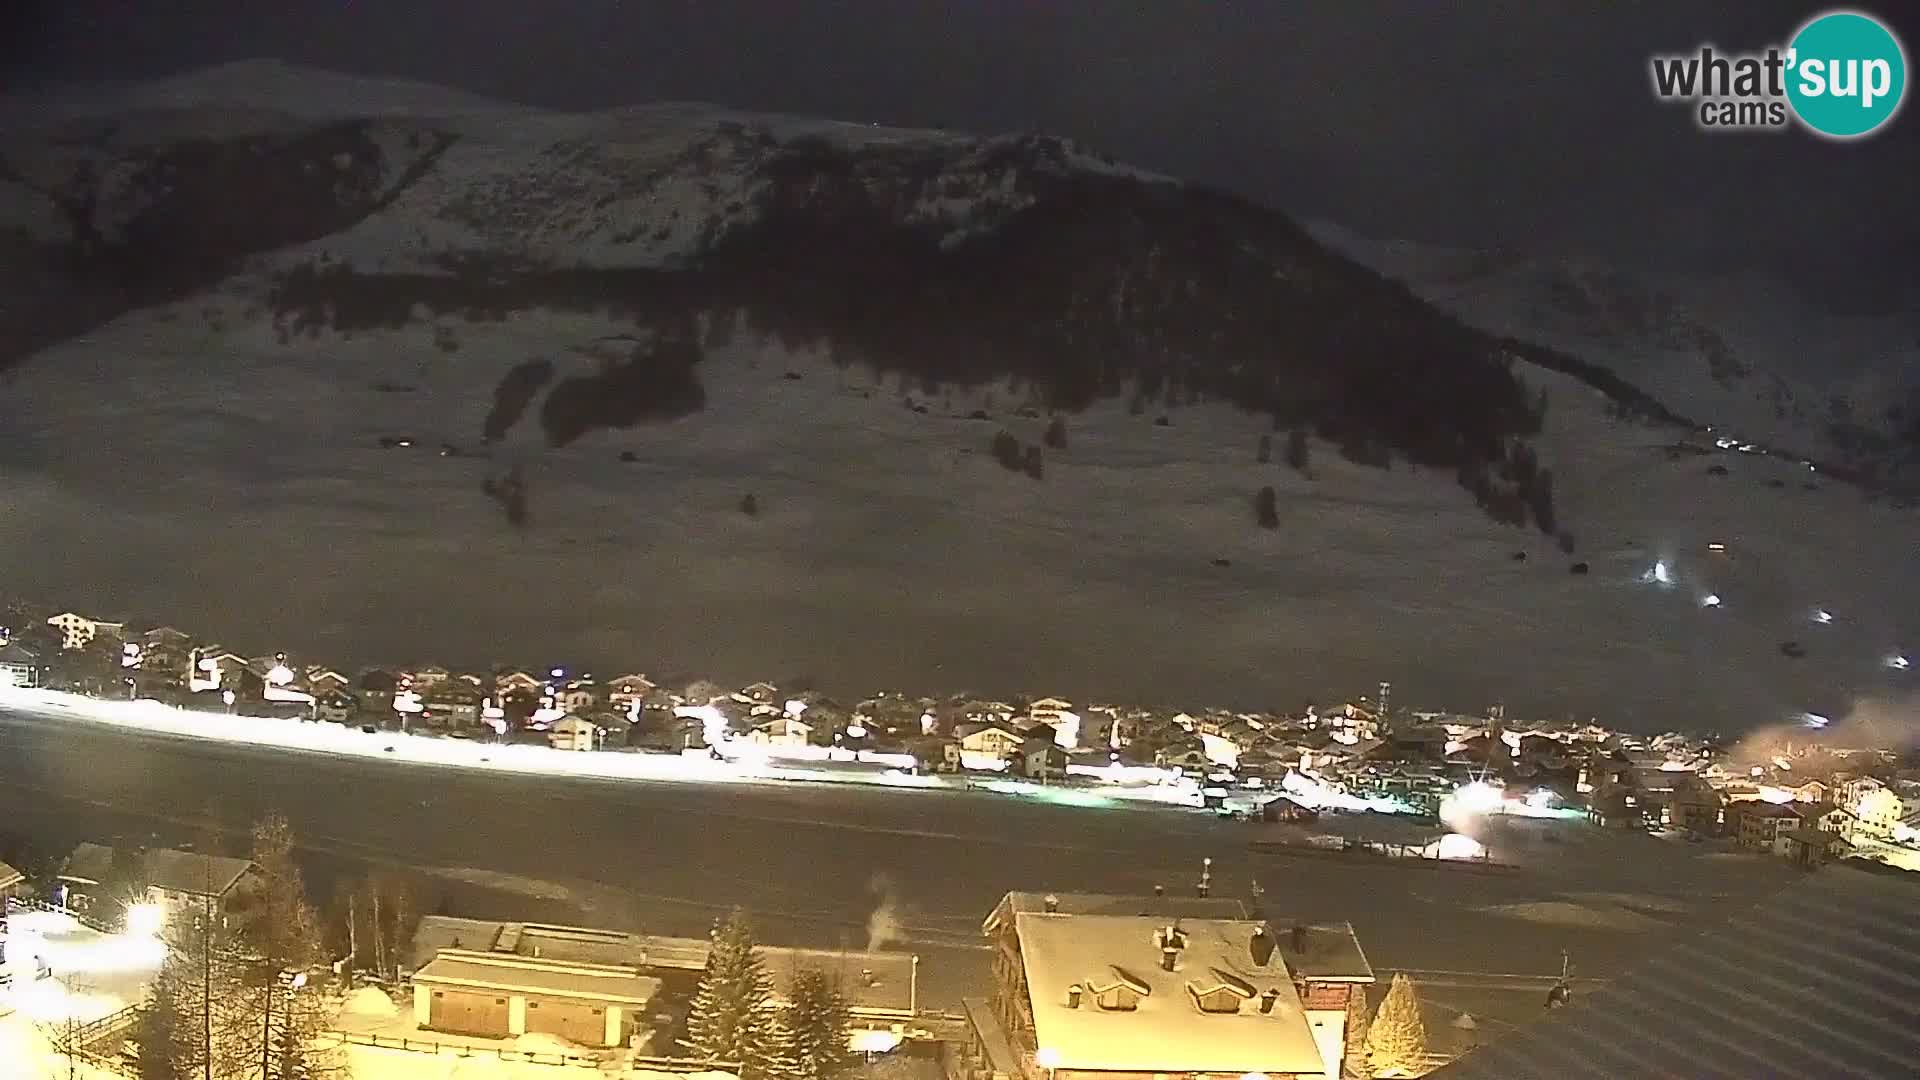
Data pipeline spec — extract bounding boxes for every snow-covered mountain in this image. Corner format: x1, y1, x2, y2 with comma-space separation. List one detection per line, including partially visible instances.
1309, 221, 1920, 484
1, 63, 1914, 730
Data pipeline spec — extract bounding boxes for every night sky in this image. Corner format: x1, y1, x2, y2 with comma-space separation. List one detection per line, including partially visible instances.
5, 1, 1916, 308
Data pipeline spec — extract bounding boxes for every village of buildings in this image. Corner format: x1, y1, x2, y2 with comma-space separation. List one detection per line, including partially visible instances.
7, 600, 1920, 863
4, 597, 1920, 1077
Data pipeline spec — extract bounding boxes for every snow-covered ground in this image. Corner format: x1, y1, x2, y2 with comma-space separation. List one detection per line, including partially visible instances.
0, 687, 1201, 810
0, 907, 165, 1080
2, 291, 1915, 732
1308, 220, 1919, 474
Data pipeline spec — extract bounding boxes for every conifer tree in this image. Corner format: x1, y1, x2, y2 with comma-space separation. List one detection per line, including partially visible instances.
1254, 486, 1279, 529
683, 909, 774, 1065
1286, 428, 1311, 472
784, 968, 853, 1080
123, 962, 188, 1080
1365, 972, 1429, 1076
744, 1003, 802, 1080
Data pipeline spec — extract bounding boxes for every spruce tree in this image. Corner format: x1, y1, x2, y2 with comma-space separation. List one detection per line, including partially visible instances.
1365, 972, 1429, 1076
237, 812, 323, 970
683, 909, 773, 1065
124, 962, 187, 1080
744, 1004, 802, 1080
784, 968, 853, 1080
1285, 428, 1311, 472
1043, 417, 1068, 450
1254, 486, 1279, 529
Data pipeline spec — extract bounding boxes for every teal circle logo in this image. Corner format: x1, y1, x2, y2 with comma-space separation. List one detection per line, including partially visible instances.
1786, 10, 1907, 138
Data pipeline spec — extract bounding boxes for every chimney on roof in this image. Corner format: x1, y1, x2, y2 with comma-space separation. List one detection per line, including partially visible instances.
1259, 988, 1280, 1015
1043, 893, 1059, 913
1066, 984, 1083, 1009
1290, 923, 1308, 955
1249, 924, 1275, 967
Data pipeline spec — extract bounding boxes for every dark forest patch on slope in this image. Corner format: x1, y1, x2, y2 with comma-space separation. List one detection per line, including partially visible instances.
0, 118, 455, 374
266, 137, 1586, 529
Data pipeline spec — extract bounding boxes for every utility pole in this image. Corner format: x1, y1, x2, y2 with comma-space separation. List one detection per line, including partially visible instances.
202, 862, 213, 1080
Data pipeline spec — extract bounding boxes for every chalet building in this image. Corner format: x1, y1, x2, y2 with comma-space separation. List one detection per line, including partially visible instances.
1852, 786, 1904, 838
133, 627, 196, 686
961, 724, 1028, 761
557, 679, 600, 715
0, 859, 25, 900
606, 674, 657, 718
313, 690, 359, 725
1019, 737, 1069, 781
303, 667, 351, 695
737, 681, 781, 705
413, 949, 660, 1047
45, 612, 124, 651
1728, 802, 1802, 853
548, 714, 599, 751
408, 917, 915, 1047
356, 669, 401, 714
968, 892, 1373, 1080
0, 643, 42, 688
421, 682, 484, 730
59, 843, 260, 923
749, 715, 814, 749
492, 669, 544, 698
1667, 774, 1727, 834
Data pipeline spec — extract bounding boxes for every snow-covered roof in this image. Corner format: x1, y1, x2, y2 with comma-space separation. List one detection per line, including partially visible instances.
61, 842, 256, 898
1014, 913, 1327, 1075
408, 916, 913, 1014
0, 860, 23, 890
1429, 863, 1920, 1079
985, 892, 1249, 934
412, 949, 661, 1006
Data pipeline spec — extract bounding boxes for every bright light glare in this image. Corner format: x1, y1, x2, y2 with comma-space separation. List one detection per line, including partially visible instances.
1802, 712, 1830, 729
851, 1029, 904, 1054
1700, 594, 1721, 608
1814, 610, 1834, 625
1452, 781, 1503, 813
1887, 655, 1911, 671
125, 903, 165, 938
1280, 770, 1414, 814
1426, 833, 1486, 860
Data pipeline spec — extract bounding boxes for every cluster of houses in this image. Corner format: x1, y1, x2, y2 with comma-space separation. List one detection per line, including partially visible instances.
7, 605, 1920, 869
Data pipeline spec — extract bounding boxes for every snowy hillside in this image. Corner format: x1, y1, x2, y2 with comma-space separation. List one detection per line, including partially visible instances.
1309, 221, 1920, 484
0, 64, 1914, 730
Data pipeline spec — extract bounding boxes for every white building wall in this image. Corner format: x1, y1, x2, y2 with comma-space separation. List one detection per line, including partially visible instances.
1306, 1009, 1346, 1080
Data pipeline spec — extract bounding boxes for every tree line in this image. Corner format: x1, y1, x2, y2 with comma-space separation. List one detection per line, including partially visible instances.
683, 909, 856, 1080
